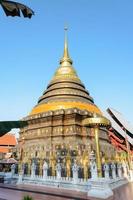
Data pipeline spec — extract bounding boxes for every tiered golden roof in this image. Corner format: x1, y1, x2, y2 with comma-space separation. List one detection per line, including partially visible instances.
30, 29, 102, 115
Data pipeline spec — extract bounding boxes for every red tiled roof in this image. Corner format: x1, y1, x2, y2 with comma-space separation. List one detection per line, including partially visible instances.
0, 147, 9, 153
0, 133, 17, 146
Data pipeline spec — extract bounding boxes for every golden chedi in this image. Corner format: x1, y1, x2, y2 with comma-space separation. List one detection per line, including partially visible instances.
18, 30, 115, 178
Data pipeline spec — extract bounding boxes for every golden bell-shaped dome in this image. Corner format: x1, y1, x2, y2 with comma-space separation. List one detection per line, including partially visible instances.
52, 64, 80, 83
30, 29, 102, 116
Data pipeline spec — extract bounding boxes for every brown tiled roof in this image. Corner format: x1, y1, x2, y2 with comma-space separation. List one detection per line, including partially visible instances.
0, 134, 17, 146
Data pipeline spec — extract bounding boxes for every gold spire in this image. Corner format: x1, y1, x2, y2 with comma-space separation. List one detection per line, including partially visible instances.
50, 27, 80, 83
60, 26, 73, 65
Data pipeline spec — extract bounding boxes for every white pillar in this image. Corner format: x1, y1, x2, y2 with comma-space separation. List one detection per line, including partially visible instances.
111, 163, 116, 179
90, 161, 98, 179
17, 164, 24, 184
129, 170, 133, 181
103, 163, 110, 179
11, 164, 15, 177
117, 163, 122, 178
122, 162, 128, 178
17, 172, 23, 184
31, 162, 36, 179
56, 161, 61, 180
72, 160, 79, 183
43, 161, 48, 179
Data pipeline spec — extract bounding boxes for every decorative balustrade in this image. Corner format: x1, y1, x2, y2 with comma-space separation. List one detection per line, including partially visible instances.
111, 163, 117, 179
5, 159, 128, 198
103, 163, 110, 179
13, 160, 127, 184
7, 154, 132, 199
10, 151, 131, 189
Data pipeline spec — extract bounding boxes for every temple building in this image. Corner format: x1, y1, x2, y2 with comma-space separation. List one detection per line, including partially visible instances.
106, 108, 133, 164
18, 32, 116, 177
0, 133, 17, 159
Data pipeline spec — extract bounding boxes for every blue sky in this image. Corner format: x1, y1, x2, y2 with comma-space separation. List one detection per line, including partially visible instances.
0, 0, 133, 123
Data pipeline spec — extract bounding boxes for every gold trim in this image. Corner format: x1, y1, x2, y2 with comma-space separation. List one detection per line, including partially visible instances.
82, 116, 111, 127
30, 101, 102, 115
94, 128, 102, 177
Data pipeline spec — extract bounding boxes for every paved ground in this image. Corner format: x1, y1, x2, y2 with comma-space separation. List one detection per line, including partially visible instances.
0, 183, 133, 200
0, 184, 87, 200
113, 183, 133, 200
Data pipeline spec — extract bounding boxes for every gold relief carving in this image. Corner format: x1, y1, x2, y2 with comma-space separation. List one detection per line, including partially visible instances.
82, 151, 88, 179
65, 128, 68, 134
42, 129, 45, 133
66, 127, 71, 135
28, 161, 31, 175
39, 159, 43, 175
49, 153, 56, 176
66, 154, 71, 177
83, 165, 88, 179
37, 129, 41, 136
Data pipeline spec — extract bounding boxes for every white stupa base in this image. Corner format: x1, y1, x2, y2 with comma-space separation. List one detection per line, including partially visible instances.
88, 179, 113, 199
17, 174, 23, 184
129, 170, 133, 181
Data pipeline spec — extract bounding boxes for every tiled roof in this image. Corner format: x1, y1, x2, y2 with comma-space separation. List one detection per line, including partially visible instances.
0, 147, 9, 153
109, 108, 133, 134
0, 133, 17, 146
105, 108, 133, 146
